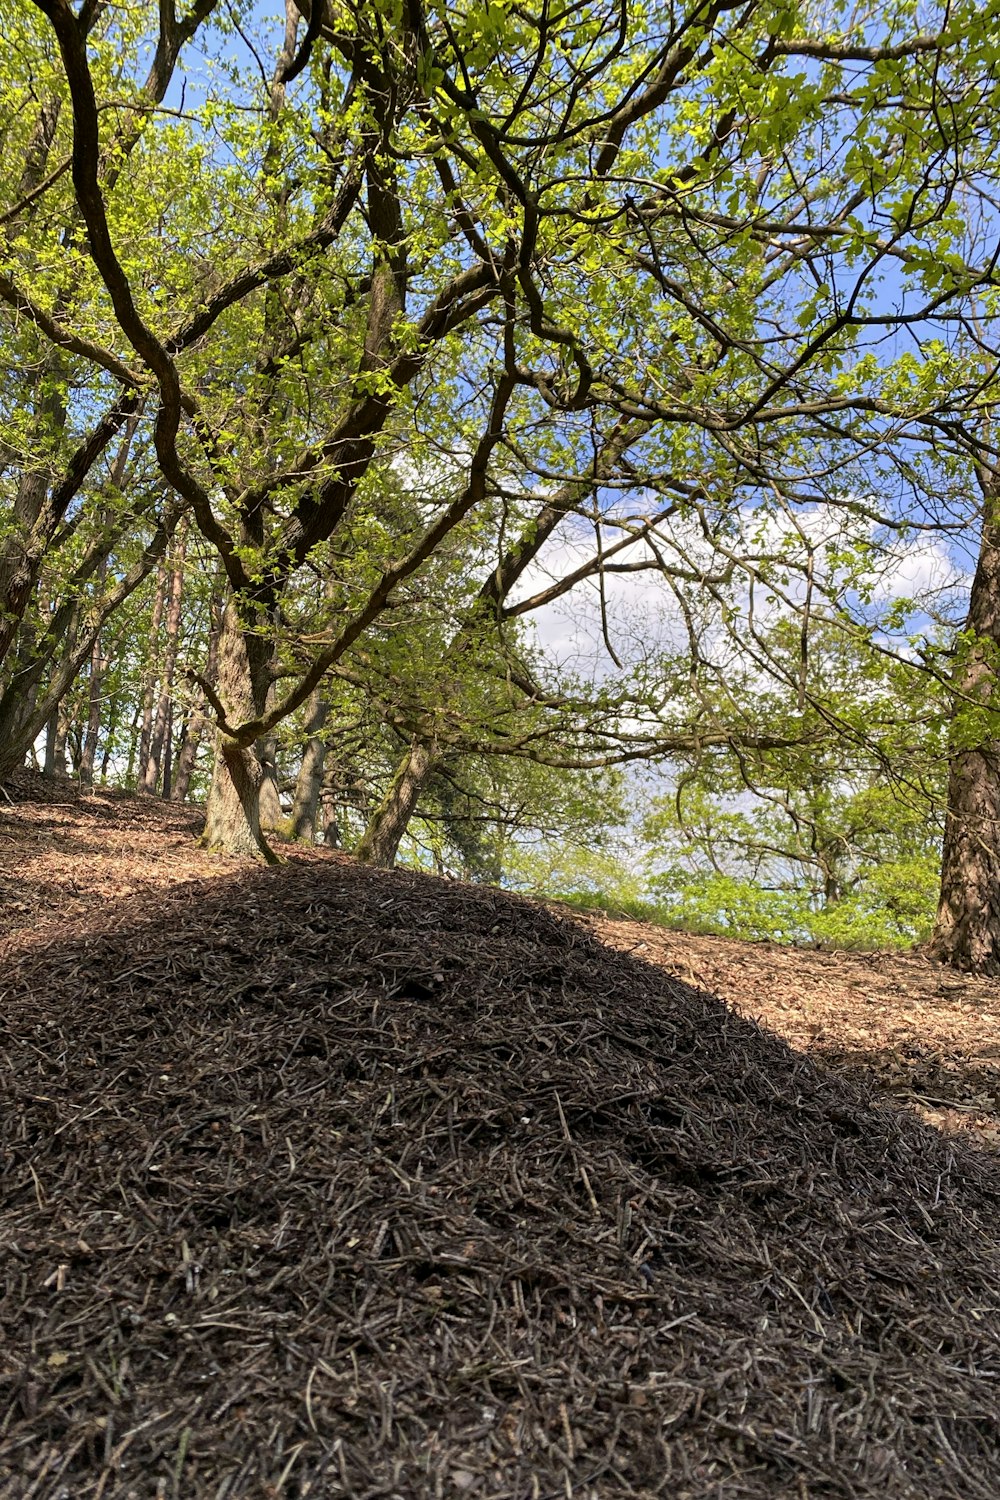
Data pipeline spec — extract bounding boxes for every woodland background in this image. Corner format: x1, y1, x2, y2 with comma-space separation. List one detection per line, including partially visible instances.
4, 0, 1000, 966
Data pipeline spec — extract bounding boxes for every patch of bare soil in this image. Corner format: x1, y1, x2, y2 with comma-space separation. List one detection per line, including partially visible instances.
1, 784, 999, 1499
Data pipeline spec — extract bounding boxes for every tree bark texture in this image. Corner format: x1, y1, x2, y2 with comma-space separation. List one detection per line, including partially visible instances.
928, 493, 1000, 973
928, 745, 1000, 973
355, 737, 437, 868
200, 600, 279, 863
257, 726, 285, 832
290, 689, 330, 841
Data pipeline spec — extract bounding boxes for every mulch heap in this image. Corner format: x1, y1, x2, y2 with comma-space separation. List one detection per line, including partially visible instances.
1, 854, 999, 1499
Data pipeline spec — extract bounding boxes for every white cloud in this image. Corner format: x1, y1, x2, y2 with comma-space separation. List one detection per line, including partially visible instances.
513, 503, 972, 686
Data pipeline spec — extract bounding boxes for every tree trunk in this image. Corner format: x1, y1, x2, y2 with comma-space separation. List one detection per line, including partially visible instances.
124, 702, 140, 785
927, 747, 1000, 972
0, 417, 63, 672
200, 600, 279, 863
928, 488, 1000, 972
319, 757, 341, 847
172, 717, 199, 803
172, 571, 225, 803
171, 715, 191, 797
43, 709, 62, 778
290, 689, 330, 841
79, 632, 104, 792
137, 556, 167, 785
0, 494, 173, 785
54, 713, 69, 776
161, 713, 174, 800
0, 650, 54, 782
66, 718, 82, 775
202, 737, 279, 862
143, 521, 187, 794
257, 727, 285, 832
79, 542, 110, 793
203, 1, 299, 848
356, 737, 437, 868
0, 614, 43, 779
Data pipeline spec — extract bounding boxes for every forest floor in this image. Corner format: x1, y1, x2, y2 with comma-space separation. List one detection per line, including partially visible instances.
1, 774, 999, 1499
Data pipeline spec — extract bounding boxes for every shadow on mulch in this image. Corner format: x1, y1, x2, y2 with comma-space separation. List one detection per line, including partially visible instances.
1, 856, 999, 1499
815, 1044, 1000, 1115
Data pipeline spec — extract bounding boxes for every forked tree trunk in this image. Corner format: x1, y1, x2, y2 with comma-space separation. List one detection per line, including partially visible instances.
200, 601, 279, 864
355, 737, 437, 868
927, 490, 1000, 973
290, 689, 330, 841
203, 739, 279, 862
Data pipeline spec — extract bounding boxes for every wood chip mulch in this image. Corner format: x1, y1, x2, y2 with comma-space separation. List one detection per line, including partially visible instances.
1, 782, 999, 1499
566, 916, 1000, 1153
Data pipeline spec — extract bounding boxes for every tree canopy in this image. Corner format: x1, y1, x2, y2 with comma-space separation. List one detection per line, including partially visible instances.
4, 0, 1000, 963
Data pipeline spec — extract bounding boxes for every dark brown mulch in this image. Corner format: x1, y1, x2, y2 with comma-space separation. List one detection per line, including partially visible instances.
1, 799, 999, 1498
1, 769, 83, 808
568, 915, 1000, 1152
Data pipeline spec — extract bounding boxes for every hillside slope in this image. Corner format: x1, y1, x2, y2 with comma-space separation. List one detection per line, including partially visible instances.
1, 782, 999, 1499
569, 912, 1000, 1154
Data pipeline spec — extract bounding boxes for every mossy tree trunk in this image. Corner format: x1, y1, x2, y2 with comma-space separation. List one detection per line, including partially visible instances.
355, 737, 437, 868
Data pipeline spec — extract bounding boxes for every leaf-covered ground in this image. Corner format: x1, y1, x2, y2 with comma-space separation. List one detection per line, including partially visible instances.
1, 777, 999, 1499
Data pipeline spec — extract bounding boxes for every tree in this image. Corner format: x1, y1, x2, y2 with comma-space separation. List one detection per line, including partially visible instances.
354, 421, 644, 866
16, 0, 1000, 879
927, 461, 1000, 971
0, 0, 211, 780
641, 620, 947, 947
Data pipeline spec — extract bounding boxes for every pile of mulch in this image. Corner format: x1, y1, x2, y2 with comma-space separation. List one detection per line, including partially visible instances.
0, 777, 222, 952
570, 915, 1000, 1152
1, 769, 80, 807
1, 797, 999, 1497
